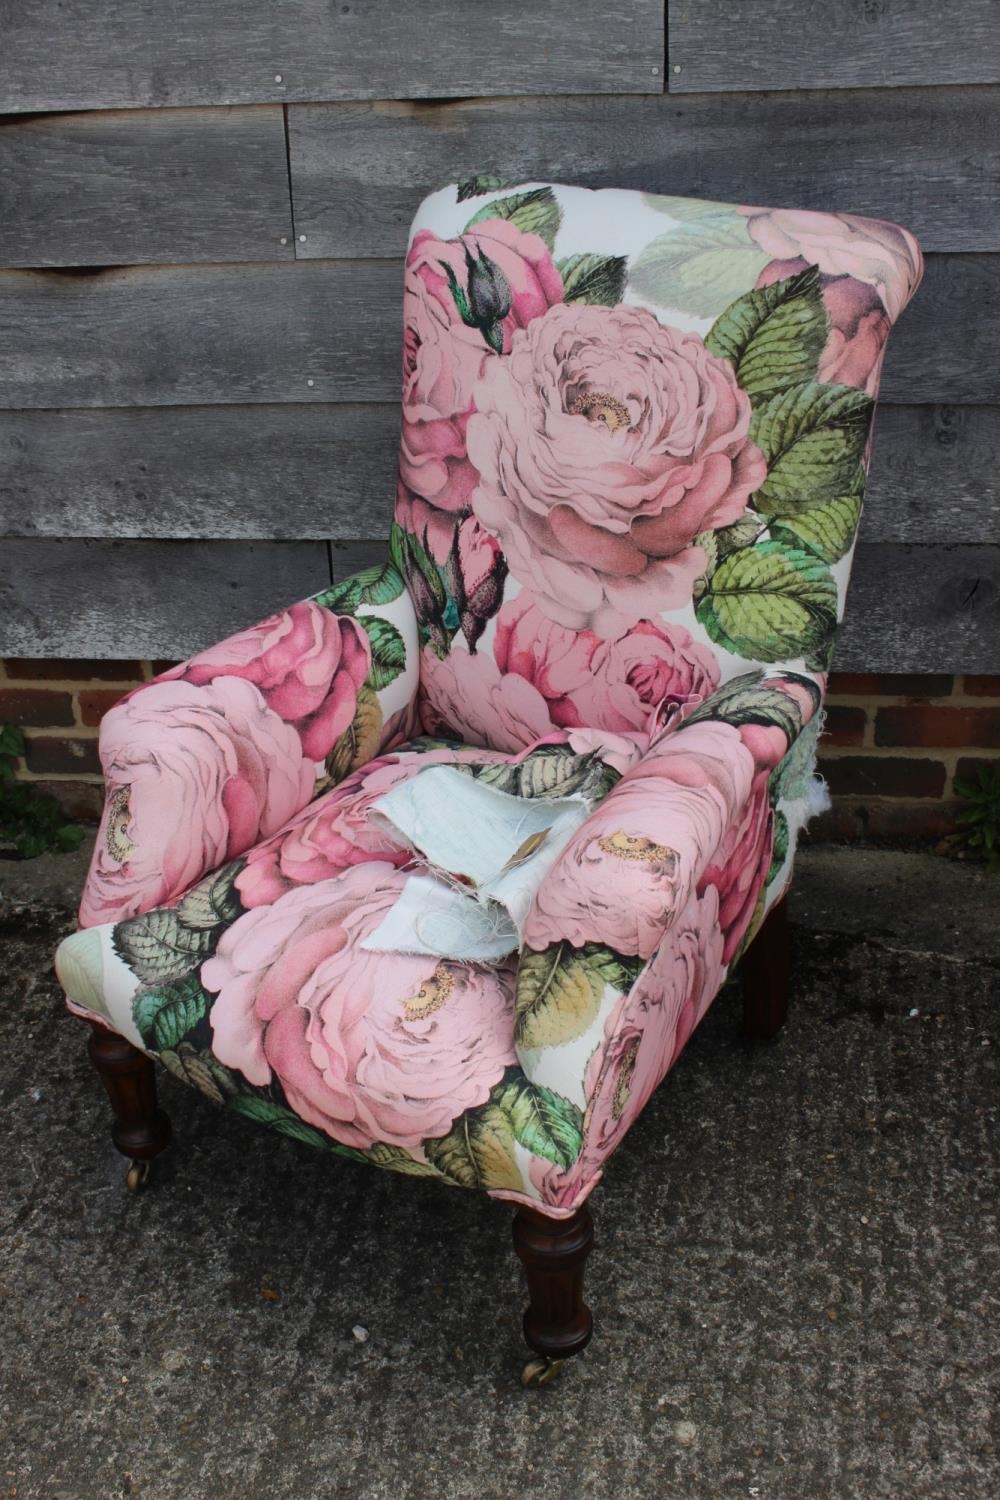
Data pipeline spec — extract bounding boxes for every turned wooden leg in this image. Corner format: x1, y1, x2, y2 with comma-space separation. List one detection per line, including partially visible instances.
512, 1203, 594, 1386
86, 1021, 171, 1190
740, 897, 791, 1042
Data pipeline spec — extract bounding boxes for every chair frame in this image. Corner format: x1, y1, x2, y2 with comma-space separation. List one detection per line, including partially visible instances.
82, 892, 790, 1384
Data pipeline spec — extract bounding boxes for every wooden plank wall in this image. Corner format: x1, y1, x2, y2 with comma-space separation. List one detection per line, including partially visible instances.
0, 0, 997, 672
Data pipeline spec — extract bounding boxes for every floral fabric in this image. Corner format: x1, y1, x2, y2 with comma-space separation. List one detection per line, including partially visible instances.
58, 179, 922, 1217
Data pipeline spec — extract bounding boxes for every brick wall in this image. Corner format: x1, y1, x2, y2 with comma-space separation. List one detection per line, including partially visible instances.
814, 672, 1000, 843
3, 660, 998, 846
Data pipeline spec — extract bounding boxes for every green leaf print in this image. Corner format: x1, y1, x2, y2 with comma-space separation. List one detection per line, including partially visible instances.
557, 252, 628, 306
491, 1066, 583, 1169
133, 973, 210, 1053
464, 186, 562, 251
629, 212, 771, 318
768, 487, 864, 564
314, 561, 405, 614
112, 860, 246, 985
515, 942, 642, 1051
750, 381, 873, 514
423, 1102, 523, 1191
695, 541, 839, 663
705, 265, 828, 400
359, 615, 407, 691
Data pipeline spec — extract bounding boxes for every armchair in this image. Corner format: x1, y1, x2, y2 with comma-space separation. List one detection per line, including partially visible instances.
55, 179, 922, 1384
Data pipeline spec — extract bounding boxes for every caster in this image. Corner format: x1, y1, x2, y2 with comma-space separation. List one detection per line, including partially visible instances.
520, 1355, 565, 1388
125, 1158, 151, 1193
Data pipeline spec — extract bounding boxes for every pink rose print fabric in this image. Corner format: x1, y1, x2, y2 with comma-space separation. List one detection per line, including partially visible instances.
80, 676, 315, 927
468, 302, 766, 636
61, 180, 922, 1218
205, 863, 518, 1150
171, 601, 371, 763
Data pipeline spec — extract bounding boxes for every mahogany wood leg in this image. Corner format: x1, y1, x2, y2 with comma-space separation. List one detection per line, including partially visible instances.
740, 897, 791, 1042
86, 1021, 171, 1189
512, 1203, 594, 1386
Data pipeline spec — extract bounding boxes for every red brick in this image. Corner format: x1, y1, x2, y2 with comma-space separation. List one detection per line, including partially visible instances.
827, 672, 953, 698
77, 688, 127, 727
808, 800, 958, 843
3, 657, 144, 682
0, 687, 74, 727
30, 779, 105, 822
963, 676, 1000, 698
821, 704, 866, 747
875, 705, 1000, 749
23, 735, 102, 776
819, 755, 947, 798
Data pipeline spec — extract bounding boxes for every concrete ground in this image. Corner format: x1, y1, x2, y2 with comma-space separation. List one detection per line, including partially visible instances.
0, 841, 997, 1500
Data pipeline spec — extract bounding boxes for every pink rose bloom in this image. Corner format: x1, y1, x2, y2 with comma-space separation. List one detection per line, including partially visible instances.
524, 721, 755, 958
697, 766, 773, 964
529, 887, 724, 1210
206, 863, 518, 1149
468, 302, 766, 636
743, 206, 923, 323
398, 220, 563, 555
419, 643, 556, 753
80, 678, 314, 928
694, 713, 791, 962
236, 741, 498, 907
758, 256, 890, 397
495, 592, 720, 735
174, 601, 370, 763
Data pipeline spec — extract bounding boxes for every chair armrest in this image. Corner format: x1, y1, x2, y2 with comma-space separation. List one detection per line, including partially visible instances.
513, 671, 820, 1210
79, 560, 419, 928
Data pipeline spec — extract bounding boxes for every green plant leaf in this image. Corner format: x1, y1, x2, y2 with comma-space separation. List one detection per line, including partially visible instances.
557, 252, 627, 306
681, 670, 819, 744
133, 973, 210, 1052
769, 489, 864, 564
695, 541, 839, 662
490, 1066, 583, 1168
750, 381, 873, 514
464, 187, 562, 251
314, 561, 405, 614
628, 213, 771, 318
705, 265, 828, 400
423, 1102, 523, 1191
360, 615, 407, 691
0, 724, 27, 758
516, 942, 642, 1051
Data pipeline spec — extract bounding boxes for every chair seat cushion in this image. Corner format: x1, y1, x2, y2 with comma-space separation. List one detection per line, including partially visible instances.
56, 736, 626, 1201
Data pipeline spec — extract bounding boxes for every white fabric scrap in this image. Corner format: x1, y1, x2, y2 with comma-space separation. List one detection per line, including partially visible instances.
362, 766, 593, 961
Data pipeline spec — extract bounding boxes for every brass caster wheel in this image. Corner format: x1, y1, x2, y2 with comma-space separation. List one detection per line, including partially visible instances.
125, 1158, 151, 1193
520, 1355, 565, 1389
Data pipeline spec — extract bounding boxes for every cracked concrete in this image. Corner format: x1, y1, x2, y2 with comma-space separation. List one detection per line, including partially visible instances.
1, 843, 997, 1499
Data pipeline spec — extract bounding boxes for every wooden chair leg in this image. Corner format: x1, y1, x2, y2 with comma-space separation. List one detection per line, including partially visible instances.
740, 896, 791, 1042
512, 1203, 594, 1386
86, 1020, 171, 1191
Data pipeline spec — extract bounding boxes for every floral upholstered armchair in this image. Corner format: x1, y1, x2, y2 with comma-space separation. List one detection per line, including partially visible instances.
55, 179, 922, 1385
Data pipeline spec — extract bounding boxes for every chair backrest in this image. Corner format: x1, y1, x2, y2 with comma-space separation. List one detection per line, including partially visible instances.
394, 179, 922, 753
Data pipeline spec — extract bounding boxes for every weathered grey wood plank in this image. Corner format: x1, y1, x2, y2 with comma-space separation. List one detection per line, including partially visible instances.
0, 107, 293, 268
0, 254, 991, 409
0, 540, 331, 657
0, 261, 401, 408
0, 405, 399, 539
0, 0, 663, 112
836, 545, 1000, 674
2, 403, 995, 546
1, 537, 997, 672
667, 0, 1000, 92
289, 88, 1000, 256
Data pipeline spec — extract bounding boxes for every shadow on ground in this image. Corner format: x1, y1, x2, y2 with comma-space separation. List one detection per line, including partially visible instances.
0, 847, 997, 1500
